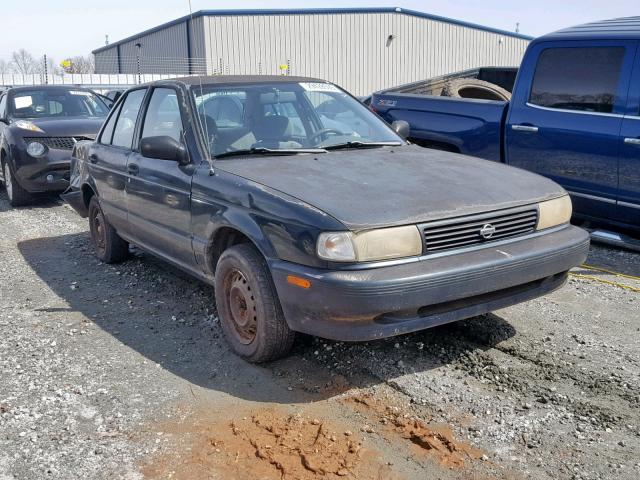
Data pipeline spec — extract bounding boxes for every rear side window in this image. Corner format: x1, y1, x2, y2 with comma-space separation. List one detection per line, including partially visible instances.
112, 89, 146, 148
529, 47, 625, 113
99, 102, 122, 145
0, 94, 6, 118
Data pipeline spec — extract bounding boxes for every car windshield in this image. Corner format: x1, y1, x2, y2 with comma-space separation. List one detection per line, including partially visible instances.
191, 81, 403, 157
9, 88, 109, 119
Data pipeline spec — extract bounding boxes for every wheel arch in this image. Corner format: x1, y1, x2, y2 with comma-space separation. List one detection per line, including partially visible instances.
81, 182, 97, 209
205, 224, 267, 275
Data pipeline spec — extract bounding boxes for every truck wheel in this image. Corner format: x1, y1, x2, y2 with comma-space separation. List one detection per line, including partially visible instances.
88, 196, 129, 263
3, 159, 32, 207
215, 243, 295, 362
441, 79, 511, 101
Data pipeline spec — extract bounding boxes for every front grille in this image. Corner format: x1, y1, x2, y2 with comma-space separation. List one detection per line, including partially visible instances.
24, 136, 94, 151
421, 207, 538, 253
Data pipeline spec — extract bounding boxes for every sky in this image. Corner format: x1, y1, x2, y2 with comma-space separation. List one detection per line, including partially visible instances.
0, 0, 636, 63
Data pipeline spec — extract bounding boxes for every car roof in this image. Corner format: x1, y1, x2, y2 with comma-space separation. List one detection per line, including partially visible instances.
534, 16, 640, 43
150, 75, 331, 88
4, 85, 96, 94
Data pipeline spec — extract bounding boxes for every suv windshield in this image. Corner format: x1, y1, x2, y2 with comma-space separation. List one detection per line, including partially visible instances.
191, 81, 403, 157
9, 88, 109, 119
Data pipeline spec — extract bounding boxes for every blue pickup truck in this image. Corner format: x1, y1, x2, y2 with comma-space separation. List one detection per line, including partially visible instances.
371, 18, 640, 234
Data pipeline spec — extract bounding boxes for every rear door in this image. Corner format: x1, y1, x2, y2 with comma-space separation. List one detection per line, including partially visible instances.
88, 88, 147, 232
617, 43, 640, 229
506, 41, 636, 222
125, 86, 196, 268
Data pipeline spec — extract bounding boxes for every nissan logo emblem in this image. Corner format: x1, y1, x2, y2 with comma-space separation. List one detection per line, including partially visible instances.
480, 223, 496, 239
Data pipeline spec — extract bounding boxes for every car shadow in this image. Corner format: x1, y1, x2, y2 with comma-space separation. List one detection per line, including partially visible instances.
0, 188, 65, 212
18, 232, 516, 405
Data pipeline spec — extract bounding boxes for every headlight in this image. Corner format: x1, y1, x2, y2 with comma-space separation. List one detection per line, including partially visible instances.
537, 195, 572, 230
317, 225, 423, 262
14, 120, 44, 132
27, 141, 47, 157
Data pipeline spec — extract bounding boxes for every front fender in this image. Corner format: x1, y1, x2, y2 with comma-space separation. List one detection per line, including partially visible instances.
191, 198, 278, 276
191, 168, 347, 274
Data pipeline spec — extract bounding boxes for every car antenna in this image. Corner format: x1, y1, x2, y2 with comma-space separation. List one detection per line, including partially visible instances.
187, 0, 215, 175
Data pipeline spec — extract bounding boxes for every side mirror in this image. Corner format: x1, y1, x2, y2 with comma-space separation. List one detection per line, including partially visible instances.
140, 136, 189, 165
391, 120, 410, 139
0, 117, 8, 125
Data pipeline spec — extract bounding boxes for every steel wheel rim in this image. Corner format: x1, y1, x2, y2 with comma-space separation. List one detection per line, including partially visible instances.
225, 269, 257, 345
91, 207, 106, 255
4, 163, 13, 201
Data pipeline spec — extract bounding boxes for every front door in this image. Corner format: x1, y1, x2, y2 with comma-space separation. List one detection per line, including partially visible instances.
125, 87, 196, 268
506, 42, 636, 223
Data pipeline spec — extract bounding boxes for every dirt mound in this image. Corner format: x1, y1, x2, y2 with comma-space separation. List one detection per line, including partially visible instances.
143, 407, 395, 479
346, 394, 484, 469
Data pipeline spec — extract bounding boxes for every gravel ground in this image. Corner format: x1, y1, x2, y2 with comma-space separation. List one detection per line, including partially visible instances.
0, 191, 638, 480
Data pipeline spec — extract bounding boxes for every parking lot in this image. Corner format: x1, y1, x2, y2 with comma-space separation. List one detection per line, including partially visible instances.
0, 191, 637, 480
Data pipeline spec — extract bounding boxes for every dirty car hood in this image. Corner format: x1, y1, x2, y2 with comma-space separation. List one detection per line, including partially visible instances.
218, 145, 566, 230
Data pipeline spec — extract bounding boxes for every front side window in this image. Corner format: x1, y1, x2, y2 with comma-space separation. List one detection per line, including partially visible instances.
529, 47, 626, 113
111, 89, 146, 149
191, 81, 402, 156
141, 88, 183, 143
9, 88, 109, 119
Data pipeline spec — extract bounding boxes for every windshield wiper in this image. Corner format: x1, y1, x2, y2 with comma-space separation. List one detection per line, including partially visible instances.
215, 147, 328, 159
323, 141, 403, 151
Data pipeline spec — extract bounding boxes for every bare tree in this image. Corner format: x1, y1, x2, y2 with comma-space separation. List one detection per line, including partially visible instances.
61, 55, 95, 74
0, 59, 10, 75
10, 49, 39, 74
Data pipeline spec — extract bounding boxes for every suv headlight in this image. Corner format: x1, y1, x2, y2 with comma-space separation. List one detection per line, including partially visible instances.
537, 195, 572, 230
14, 120, 44, 132
317, 225, 423, 262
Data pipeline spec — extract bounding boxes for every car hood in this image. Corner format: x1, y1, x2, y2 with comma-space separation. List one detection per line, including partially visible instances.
12, 117, 105, 138
218, 145, 567, 230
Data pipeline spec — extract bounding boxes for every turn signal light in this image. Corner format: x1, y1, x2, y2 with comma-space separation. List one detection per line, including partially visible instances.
287, 275, 311, 289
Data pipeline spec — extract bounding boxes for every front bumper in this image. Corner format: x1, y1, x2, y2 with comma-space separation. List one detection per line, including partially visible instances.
13, 148, 71, 193
270, 225, 590, 341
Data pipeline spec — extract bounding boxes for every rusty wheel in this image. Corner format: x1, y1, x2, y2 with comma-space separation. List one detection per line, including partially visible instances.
225, 269, 258, 344
90, 205, 107, 258
215, 244, 295, 362
88, 196, 129, 263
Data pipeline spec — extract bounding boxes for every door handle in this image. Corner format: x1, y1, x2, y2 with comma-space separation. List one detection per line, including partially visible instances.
512, 124, 539, 133
127, 163, 139, 176
624, 137, 640, 146
89, 154, 98, 164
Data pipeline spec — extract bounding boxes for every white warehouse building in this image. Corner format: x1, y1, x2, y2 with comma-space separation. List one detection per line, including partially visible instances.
93, 7, 531, 95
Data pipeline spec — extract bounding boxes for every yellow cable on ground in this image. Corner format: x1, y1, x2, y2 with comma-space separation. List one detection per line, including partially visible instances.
580, 264, 640, 281
569, 272, 640, 293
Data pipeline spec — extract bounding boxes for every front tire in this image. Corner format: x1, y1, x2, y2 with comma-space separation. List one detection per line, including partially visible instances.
3, 159, 32, 207
214, 244, 295, 362
88, 196, 129, 263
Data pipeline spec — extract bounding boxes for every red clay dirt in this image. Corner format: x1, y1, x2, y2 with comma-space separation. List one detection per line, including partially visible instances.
142, 405, 398, 480
344, 393, 485, 470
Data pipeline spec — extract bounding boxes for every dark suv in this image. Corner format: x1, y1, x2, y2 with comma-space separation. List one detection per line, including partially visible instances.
63, 75, 589, 362
0, 85, 110, 206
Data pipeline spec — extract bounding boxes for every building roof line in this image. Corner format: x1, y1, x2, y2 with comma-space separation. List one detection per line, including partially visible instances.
92, 7, 533, 54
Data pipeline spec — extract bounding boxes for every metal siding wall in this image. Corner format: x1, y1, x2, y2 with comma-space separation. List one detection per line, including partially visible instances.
202, 12, 529, 95
95, 12, 529, 93
189, 17, 207, 73
94, 48, 118, 74
117, 22, 190, 74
